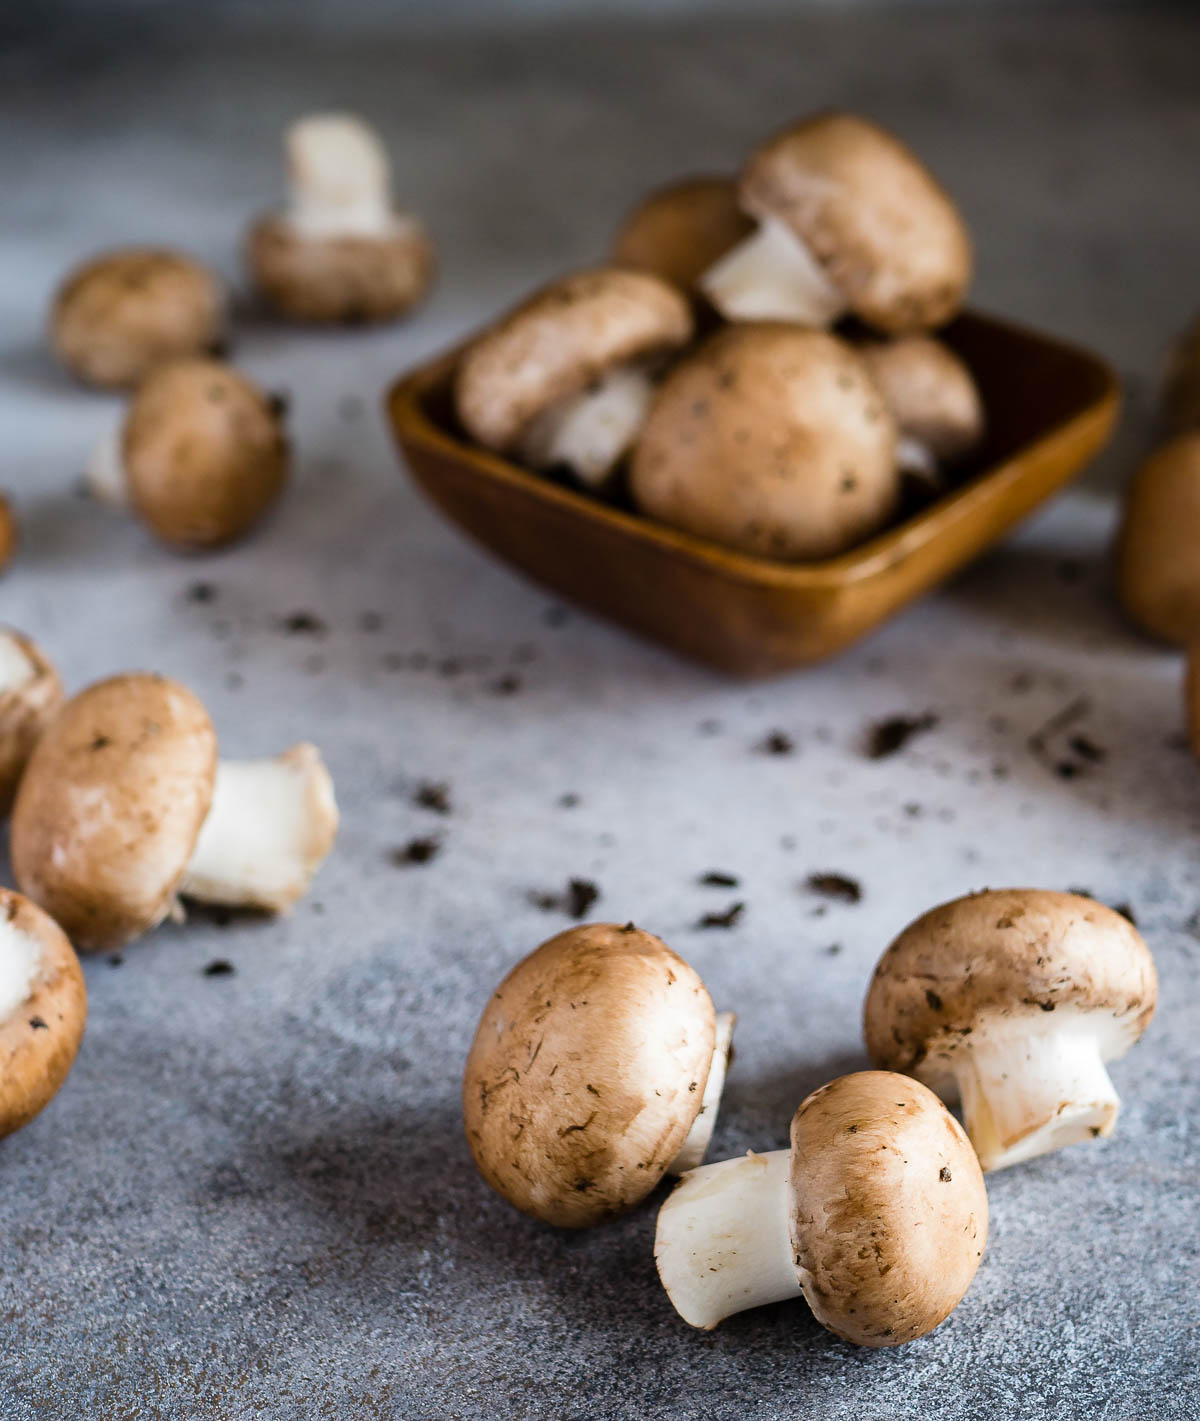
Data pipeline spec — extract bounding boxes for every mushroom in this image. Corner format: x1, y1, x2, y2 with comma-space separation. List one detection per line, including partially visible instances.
11, 673, 338, 951
85, 359, 289, 548
0, 888, 88, 1140
0, 629, 63, 814
1163, 312, 1200, 434
629, 323, 900, 560
1116, 433, 1200, 644
462, 922, 736, 1227
655, 1071, 987, 1343
611, 176, 752, 289
50, 248, 226, 390
0, 493, 15, 574
699, 112, 971, 334
455, 268, 694, 491
864, 889, 1157, 1172
247, 113, 436, 324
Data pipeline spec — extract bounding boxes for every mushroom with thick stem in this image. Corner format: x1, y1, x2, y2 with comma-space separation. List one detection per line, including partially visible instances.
11, 673, 338, 951
864, 889, 1157, 1172
611, 176, 752, 290
462, 922, 736, 1227
0, 629, 63, 814
247, 113, 436, 324
455, 268, 694, 492
50, 248, 227, 390
655, 1071, 987, 1343
699, 112, 971, 334
1116, 432, 1200, 645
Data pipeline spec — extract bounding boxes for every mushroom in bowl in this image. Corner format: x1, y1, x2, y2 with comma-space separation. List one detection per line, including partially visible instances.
611, 176, 752, 290
0, 629, 63, 814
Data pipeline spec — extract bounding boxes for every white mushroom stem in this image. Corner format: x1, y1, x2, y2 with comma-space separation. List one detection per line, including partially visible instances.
655, 1149, 803, 1330
669, 1011, 737, 1174
85, 424, 128, 506
179, 743, 338, 913
0, 913, 42, 1023
0, 633, 36, 695
286, 114, 395, 238
700, 215, 845, 327
515, 363, 658, 489
897, 434, 941, 485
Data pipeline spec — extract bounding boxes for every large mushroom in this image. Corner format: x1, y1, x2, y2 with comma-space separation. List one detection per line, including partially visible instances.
11, 673, 338, 951
700, 112, 971, 334
462, 922, 735, 1227
1116, 432, 1200, 645
455, 268, 694, 492
864, 889, 1157, 1172
611, 176, 752, 290
655, 1072, 987, 1343
0, 629, 63, 814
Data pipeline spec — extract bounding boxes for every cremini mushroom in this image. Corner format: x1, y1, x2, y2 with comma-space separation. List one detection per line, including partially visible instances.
700, 112, 971, 334
462, 922, 736, 1227
455, 268, 694, 491
0, 629, 62, 814
86, 359, 289, 548
0, 888, 87, 1139
11, 673, 338, 951
864, 889, 1157, 1172
247, 113, 435, 324
630, 323, 900, 560
611, 176, 752, 290
0, 494, 15, 574
655, 1071, 987, 1343
1163, 312, 1200, 435
1116, 433, 1200, 644
50, 248, 226, 389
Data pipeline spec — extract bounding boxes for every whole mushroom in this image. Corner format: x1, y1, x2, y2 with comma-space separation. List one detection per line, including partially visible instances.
1116, 432, 1200, 645
611, 176, 752, 290
864, 889, 1157, 1171
0, 629, 63, 814
247, 113, 436, 324
462, 922, 736, 1227
655, 1072, 987, 1343
12, 673, 338, 951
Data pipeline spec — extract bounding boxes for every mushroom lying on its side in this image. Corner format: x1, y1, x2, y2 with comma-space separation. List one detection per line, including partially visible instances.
463, 922, 736, 1227
655, 1072, 987, 1343
12, 673, 338, 951
611, 176, 752, 290
0, 629, 63, 814
1116, 433, 1200, 645
864, 889, 1157, 1171
247, 113, 436, 324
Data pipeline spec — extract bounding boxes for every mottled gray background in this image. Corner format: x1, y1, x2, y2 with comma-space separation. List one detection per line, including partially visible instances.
1, 4, 1199, 1419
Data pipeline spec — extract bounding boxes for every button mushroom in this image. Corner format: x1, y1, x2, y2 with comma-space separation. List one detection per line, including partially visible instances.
699, 112, 971, 334
247, 113, 436, 324
0, 629, 63, 814
864, 889, 1157, 1172
629, 323, 900, 560
655, 1071, 987, 1343
85, 359, 289, 548
0, 888, 87, 1139
455, 268, 694, 492
462, 922, 735, 1227
611, 176, 752, 290
1117, 432, 1200, 644
11, 673, 338, 951
50, 248, 227, 390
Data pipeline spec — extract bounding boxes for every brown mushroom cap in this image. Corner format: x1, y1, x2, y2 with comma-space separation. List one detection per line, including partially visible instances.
0, 889, 88, 1139
0, 630, 63, 814
0, 494, 15, 574
789, 1072, 987, 1347
1117, 433, 1200, 645
611, 176, 753, 289
12, 673, 218, 951
858, 335, 984, 464
455, 268, 694, 454
50, 248, 226, 390
122, 359, 289, 548
738, 112, 971, 335
463, 922, 717, 1228
1163, 313, 1200, 435
630, 323, 899, 561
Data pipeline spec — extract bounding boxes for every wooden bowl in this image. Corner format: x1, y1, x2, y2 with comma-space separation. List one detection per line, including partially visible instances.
386, 311, 1119, 676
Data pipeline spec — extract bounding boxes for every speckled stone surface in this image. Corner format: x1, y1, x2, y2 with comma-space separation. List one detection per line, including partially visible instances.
1, 6, 1199, 1418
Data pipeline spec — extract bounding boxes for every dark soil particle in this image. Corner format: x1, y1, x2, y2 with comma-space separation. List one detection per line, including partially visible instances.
108, 954, 124, 968
531, 878, 600, 919
415, 782, 451, 814
697, 902, 744, 930
280, 611, 328, 637
1114, 902, 1138, 926
203, 960, 235, 977
558, 794, 580, 809
759, 730, 794, 755
267, 391, 290, 419
866, 713, 938, 759
186, 582, 217, 604
700, 871, 740, 888
391, 837, 441, 866
806, 872, 863, 904
491, 674, 522, 696
28, 1016, 48, 1030
824, 943, 842, 956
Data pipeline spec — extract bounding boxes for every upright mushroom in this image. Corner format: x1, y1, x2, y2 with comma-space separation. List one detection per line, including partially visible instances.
455, 268, 694, 492
611, 177, 752, 289
700, 112, 971, 334
11, 673, 338, 951
864, 889, 1157, 1171
462, 922, 735, 1227
655, 1072, 987, 1343
1116, 432, 1200, 644
0, 629, 63, 814
247, 113, 436, 324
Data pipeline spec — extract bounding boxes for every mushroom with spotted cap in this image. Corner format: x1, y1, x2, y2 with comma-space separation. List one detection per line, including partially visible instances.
0, 629, 63, 814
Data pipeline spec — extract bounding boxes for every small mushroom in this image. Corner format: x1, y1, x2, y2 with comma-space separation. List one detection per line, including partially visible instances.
1162, 312, 1200, 435
655, 1071, 987, 1343
85, 359, 289, 548
864, 889, 1157, 1172
50, 248, 226, 390
11, 673, 338, 951
700, 112, 971, 334
1116, 432, 1200, 644
611, 176, 753, 289
0, 629, 63, 814
0, 494, 15, 573
462, 922, 736, 1227
630, 323, 900, 560
455, 268, 694, 491
247, 113, 435, 324
0, 888, 88, 1139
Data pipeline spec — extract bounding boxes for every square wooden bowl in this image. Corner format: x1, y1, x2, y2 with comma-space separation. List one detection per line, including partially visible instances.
386, 311, 1119, 677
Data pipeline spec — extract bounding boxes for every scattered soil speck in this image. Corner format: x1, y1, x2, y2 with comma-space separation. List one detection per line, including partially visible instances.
1113, 901, 1138, 926
203, 960, 235, 977
531, 878, 600, 919
415, 782, 451, 814
697, 902, 744, 930
280, 611, 327, 637
558, 793, 580, 809
108, 954, 124, 967
187, 582, 217, 604
391, 837, 441, 866
806, 872, 863, 904
28, 1016, 48, 1030
491, 674, 522, 696
824, 943, 842, 956
758, 729, 794, 756
867, 713, 938, 759
700, 871, 740, 888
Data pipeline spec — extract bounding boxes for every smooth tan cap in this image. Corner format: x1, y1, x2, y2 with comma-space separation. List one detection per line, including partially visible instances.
859, 335, 984, 463
612, 176, 753, 289
1117, 432, 1200, 645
